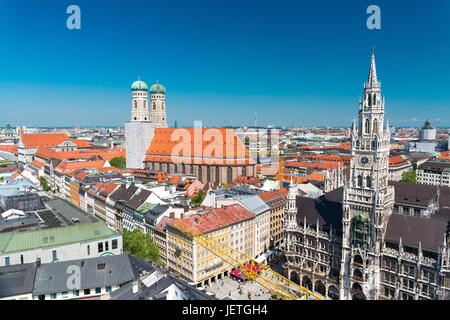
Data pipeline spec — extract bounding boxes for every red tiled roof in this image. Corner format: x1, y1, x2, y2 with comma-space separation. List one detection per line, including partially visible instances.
35, 147, 58, 160
34, 147, 125, 161
389, 155, 408, 167
169, 204, 254, 234
258, 190, 286, 208
21, 133, 71, 148
169, 175, 182, 185
30, 160, 44, 169
54, 159, 107, 175
70, 139, 92, 149
284, 161, 339, 170
277, 187, 288, 198
230, 175, 261, 187
144, 128, 255, 165
0, 145, 18, 154
74, 170, 88, 181
155, 216, 174, 233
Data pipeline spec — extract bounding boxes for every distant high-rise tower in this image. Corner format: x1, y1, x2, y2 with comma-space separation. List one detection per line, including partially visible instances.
149, 81, 168, 128
125, 78, 155, 169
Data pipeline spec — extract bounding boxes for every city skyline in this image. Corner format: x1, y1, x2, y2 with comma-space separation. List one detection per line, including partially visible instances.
0, 0, 449, 127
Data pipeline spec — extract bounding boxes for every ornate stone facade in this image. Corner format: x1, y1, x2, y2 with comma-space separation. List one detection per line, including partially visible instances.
283, 50, 450, 300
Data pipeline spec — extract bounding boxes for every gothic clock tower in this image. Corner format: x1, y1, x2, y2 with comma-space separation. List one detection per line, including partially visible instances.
340, 48, 395, 300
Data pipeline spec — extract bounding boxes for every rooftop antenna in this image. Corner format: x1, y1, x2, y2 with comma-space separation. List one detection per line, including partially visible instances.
254, 112, 257, 128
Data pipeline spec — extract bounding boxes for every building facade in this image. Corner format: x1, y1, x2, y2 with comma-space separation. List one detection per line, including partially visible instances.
417, 160, 450, 187
283, 50, 450, 300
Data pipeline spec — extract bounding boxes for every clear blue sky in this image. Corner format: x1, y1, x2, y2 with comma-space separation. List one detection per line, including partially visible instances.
0, 0, 449, 128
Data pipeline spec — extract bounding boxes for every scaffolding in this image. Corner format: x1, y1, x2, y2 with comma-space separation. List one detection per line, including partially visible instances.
171, 219, 322, 300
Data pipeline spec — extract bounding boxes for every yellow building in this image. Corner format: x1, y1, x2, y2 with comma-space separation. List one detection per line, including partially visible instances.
166, 204, 255, 286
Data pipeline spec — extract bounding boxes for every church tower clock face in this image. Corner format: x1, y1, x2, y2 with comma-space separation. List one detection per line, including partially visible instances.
360, 156, 369, 166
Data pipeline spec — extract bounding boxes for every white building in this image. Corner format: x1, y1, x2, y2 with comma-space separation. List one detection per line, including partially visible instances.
408, 120, 447, 152
417, 160, 450, 187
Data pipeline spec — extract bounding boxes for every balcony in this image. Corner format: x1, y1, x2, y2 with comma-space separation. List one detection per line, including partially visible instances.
421, 257, 437, 268
401, 252, 418, 263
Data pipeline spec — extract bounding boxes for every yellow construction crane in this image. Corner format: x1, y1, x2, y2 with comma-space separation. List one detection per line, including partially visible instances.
171, 219, 322, 300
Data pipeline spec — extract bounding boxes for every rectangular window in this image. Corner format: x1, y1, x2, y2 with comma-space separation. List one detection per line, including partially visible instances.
112, 239, 118, 249
20, 255, 24, 264
73, 290, 79, 297
98, 242, 104, 253
5, 257, 10, 266
105, 286, 112, 293
105, 241, 109, 251
87, 245, 90, 256
84, 289, 91, 295
62, 292, 68, 298
95, 287, 101, 294
50, 293, 57, 300
52, 250, 57, 262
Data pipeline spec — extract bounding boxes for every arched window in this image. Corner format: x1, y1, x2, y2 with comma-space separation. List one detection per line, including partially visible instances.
153, 103, 156, 110
366, 176, 372, 188
215, 167, 220, 183
373, 119, 378, 134
198, 166, 203, 181
365, 118, 370, 134
162, 102, 165, 110
372, 94, 376, 106
357, 175, 362, 187
354, 255, 363, 265
367, 94, 371, 106
351, 213, 370, 247
227, 167, 232, 184
134, 100, 137, 109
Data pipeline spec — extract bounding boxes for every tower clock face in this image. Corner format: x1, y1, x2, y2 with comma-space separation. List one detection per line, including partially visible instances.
360, 156, 370, 166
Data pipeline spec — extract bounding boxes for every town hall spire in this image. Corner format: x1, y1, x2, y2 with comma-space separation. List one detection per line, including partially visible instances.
367, 46, 378, 87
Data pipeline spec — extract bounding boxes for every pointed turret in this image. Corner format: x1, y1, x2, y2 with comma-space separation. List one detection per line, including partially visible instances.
367, 46, 378, 87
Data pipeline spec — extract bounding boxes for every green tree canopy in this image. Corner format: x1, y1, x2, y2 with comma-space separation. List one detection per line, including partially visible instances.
400, 169, 417, 184
109, 156, 126, 169
40, 176, 50, 192
122, 228, 161, 264
190, 190, 205, 208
